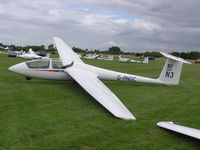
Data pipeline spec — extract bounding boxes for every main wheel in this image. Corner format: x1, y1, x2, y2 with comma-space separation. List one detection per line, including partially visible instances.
25, 76, 32, 80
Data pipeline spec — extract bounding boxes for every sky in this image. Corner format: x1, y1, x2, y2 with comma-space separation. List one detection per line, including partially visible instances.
0, 0, 200, 52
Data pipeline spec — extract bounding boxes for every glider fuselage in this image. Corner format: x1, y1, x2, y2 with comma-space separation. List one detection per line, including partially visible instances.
9, 58, 164, 84
17, 53, 42, 59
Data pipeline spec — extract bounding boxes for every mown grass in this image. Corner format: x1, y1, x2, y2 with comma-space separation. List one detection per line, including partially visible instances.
0, 54, 200, 150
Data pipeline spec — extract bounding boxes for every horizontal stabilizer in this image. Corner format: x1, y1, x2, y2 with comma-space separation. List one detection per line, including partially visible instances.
160, 52, 191, 64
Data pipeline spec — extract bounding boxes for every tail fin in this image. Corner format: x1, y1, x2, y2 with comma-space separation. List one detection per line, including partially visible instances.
119, 55, 122, 59
46, 53, 50, 58
28, 48, 36, 55
142, 57, 149, 64
158, 52, 191, 85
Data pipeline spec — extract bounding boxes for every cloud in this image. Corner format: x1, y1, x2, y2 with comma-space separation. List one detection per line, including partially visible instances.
132, 19, 162, 31
102, 40, 127, 48
0, 0, 200, 52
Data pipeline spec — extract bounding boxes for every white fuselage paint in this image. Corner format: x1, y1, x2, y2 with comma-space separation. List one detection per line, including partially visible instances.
9, 59, 165, 85
118, 57, 131, 62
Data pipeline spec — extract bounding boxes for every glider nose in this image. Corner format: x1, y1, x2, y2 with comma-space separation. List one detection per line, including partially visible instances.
8, 63, 27, 74
8, 65, 17, 72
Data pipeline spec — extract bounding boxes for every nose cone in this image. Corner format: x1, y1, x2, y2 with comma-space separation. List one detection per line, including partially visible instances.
8, 63, 27, 74
8, 65, 16, 72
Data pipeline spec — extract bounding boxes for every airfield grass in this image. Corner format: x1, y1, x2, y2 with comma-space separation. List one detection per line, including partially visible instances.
0, 54, 200, 150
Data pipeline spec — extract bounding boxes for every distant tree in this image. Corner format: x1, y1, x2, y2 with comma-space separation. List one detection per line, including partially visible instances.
93, 49, 100, 54
14, 46, 23, 51
40, 45, 45, 50
108, 46, 122, 54
151, 52, 162, 57
171, 52, 180, 57
135, 53, 143, 57
143, 52, 151, 57
48, 44, 55, 52
9, 45, 15, 51
72, 47, 85, 53
29, 45, 46, 51
187, 51, 200, 59
123, 51, 135, 55
180, 52, 187, 59
135, 51, 162, 58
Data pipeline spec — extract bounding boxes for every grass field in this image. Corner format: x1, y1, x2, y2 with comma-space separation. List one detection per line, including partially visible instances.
0, 54, 200, 149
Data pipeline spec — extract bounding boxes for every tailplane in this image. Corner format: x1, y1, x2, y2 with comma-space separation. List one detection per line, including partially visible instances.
46, 53, 50, 58
142, 57, 149, 64
28, 48, 36, 55
158, 52, 191, 85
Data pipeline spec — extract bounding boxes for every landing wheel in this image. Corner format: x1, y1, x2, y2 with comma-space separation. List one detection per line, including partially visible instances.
25, 76, 32, 80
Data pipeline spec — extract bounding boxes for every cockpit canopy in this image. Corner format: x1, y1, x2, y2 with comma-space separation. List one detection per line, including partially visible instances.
26, 60, 50, 68
26, 59, 64, 69
51, 59, 64, 69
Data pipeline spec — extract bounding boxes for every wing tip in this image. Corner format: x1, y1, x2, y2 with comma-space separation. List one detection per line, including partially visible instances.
53, 36, 60, 42
157, 121, 174, 127
160, 52, 191, 64
116, 114, 136, 120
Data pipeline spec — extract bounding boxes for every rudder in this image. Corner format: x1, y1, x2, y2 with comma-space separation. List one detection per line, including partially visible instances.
142, 57, 149, 64
158, 52, 191, 85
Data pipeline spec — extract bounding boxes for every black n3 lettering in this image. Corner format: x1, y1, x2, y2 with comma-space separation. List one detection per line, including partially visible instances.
165, 71, 174, 78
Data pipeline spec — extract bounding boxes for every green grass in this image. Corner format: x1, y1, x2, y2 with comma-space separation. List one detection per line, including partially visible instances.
0, 54, 200, 150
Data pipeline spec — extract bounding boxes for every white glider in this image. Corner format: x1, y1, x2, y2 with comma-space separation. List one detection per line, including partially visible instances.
0, 47, 24, 56
0, 46, 9, 50
157, 121, 200, 140
98, 55, 113, 61
0, 46, 9, 54
8, 37, 191, 120
17, 48, 49, 59
118, 55, 149, 64
84, 53, 99, 59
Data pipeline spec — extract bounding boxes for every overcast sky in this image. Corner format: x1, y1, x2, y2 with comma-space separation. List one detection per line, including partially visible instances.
0, 0, 200, 52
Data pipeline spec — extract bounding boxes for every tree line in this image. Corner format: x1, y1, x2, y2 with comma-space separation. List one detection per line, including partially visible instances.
0, 43, 199, 59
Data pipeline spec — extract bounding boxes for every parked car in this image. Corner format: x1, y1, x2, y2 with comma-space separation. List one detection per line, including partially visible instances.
194, 58, 200, 64
7, 51, 16, 57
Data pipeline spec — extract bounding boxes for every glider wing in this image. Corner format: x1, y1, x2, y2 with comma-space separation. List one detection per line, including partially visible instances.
66, 67, 135, 120
157, 121, 200, 140
54, 37, 84, 65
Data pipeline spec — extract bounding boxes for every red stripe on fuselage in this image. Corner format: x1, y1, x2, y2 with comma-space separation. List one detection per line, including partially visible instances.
33, 69, 64, 72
